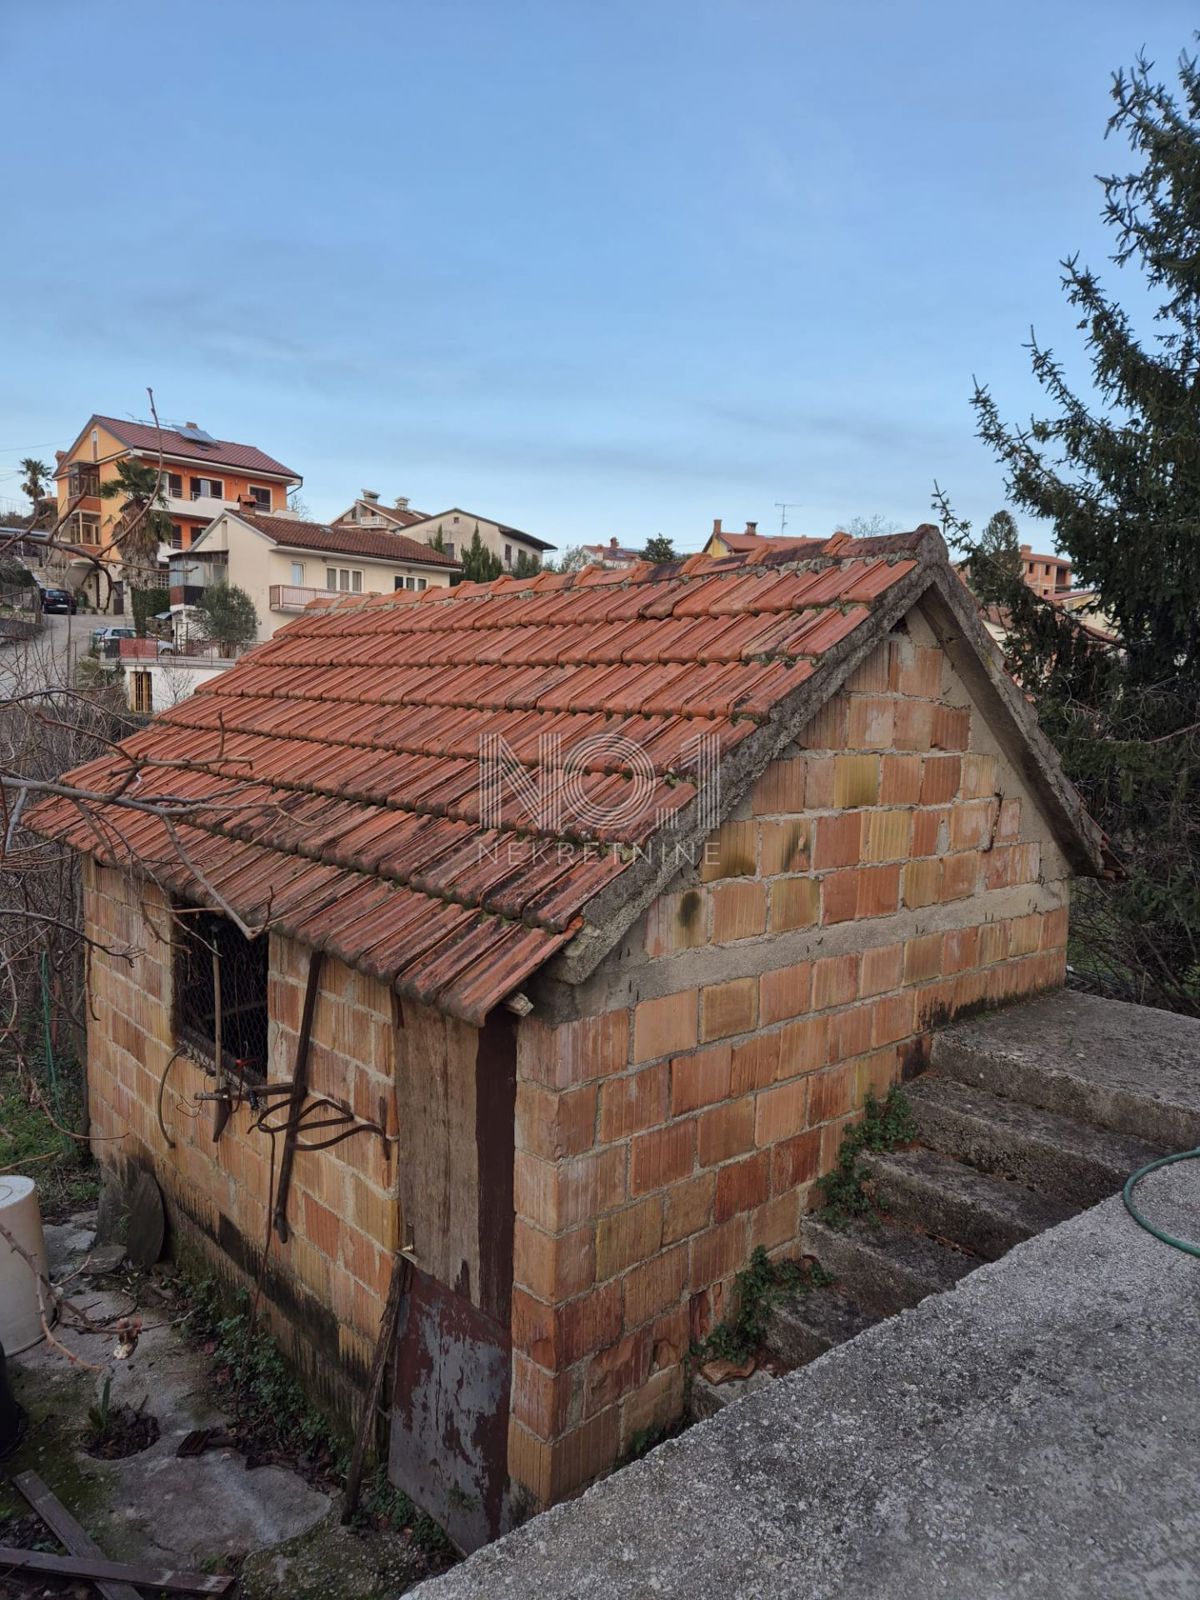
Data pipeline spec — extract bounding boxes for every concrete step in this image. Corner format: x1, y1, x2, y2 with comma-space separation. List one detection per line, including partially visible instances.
861, 1146, 1079, 1261
908, 1074, 1163, 1209
764, 1285, 879, 1369
932, 990, 1200, 1152
800, 1212, 975, 1319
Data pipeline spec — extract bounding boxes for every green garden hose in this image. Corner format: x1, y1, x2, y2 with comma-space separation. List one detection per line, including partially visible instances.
1122, 1148, 1200, 1258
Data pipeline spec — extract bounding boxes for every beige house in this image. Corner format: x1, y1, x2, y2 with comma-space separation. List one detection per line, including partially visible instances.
171, 504, 460, 644
397, 507, 554, 571
329, 491, 430, 533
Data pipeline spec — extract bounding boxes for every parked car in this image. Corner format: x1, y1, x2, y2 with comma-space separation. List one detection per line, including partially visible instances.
91, 625, 137, 652
38, 586, 77, 615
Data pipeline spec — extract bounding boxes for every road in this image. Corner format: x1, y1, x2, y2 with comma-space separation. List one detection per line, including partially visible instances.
0, 612, 90, 699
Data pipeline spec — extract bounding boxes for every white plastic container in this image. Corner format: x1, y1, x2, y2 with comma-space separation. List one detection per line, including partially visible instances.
0, 1176, 50, 1354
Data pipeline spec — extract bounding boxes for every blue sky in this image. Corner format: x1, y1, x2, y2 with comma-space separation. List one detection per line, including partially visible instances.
0, 0, 1191, 553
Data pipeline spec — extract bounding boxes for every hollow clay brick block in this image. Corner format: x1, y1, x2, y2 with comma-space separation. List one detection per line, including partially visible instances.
700, 977, 757, 1042
940, 851, 979, 902
754, 1078, 808, 1147
644, 889, 709, 957
833, 754, 880, 809
690, 1216, 749, 1285
662, 1171, 716, 1244
631, 1121, 696, 1195
862, 809, 912, 862
770, 876, 819, 932
903, 857, 942, 909
633, 992, 698, 1063
624, 1243, 689, 1328
758, 819, 811, 876
751, 757, 806, 815
513, 1217, 595, 1301
599, 1065, 668, 1142
860, 943, 903, 997
903, 931, 943, 986
932, 704, 971, 750
517, 1080, 598, 1160
771, 1128, 822, 1192
596, 1198, 664, 1280
749, 1188, 802, 1252
880, 753, 922, 805
715, 1152, 771, 1221
847, 694, 896, 749
711, 879, 769, 941
670, 1043, 732, 1115
515, 1145, 626, 1233
920, 754, 962, 805
759, 962, 812, 1025
699, 819, 757, 883
730, 1032, 781, 1095
960, 752, 999, 799
776, 1015, 830, 1078
696, 1099, 755, 1166
812, 953, 859, 1011
942, 925, 980, 975
894, 698, 936, 750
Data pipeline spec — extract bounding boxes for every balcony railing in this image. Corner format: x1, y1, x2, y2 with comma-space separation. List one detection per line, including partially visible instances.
162, 493, 235, 522
269, 584, 341, 613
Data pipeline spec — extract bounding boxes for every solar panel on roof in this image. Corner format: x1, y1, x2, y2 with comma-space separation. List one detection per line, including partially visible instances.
180, 425, 216, 444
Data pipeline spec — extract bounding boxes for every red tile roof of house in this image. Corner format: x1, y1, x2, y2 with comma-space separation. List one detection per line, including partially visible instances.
225, 510, 460, 567
718, 531, 837, 557
332, 500, 430, 529
71, 416, 301, 481
29, 525, 1103, 1024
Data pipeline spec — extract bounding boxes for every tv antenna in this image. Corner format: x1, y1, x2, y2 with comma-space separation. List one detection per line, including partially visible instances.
775, 502, 801, 534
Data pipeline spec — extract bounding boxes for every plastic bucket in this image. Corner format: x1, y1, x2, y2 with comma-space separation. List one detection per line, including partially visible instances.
0, 1177, 50, 1355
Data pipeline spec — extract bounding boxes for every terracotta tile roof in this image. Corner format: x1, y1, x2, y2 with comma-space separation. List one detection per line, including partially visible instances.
718, 531, 841, 557
332, 500, 430, 529
228, 510, 460, 568
30, 527, 970, 1023
83, 416, 300, 480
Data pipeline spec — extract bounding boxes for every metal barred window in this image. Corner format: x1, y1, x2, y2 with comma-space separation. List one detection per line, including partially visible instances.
173, 908, 269, 1084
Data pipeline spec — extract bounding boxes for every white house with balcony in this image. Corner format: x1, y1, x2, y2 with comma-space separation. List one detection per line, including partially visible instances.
170, 503, 461, 647
331, 494, 555, 572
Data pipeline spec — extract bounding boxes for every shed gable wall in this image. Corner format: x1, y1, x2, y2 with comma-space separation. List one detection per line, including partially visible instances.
507, 606, 1071, 1505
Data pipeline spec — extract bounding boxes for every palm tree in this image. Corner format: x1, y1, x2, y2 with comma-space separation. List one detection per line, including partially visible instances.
19, 458, 51, 526
99, 460, 173, 590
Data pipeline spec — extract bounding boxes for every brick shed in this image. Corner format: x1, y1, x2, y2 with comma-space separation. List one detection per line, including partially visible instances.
29, 525, 1105, 1550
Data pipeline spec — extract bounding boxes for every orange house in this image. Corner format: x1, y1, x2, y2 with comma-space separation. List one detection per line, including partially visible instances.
54, 414, 301, 612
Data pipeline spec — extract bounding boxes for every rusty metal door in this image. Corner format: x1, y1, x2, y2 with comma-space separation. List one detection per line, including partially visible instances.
389, 1268, 512, 1552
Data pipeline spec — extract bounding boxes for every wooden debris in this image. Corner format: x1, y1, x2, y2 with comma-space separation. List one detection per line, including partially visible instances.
14, 1468, 140, 1600
0, 1545, 234, 1594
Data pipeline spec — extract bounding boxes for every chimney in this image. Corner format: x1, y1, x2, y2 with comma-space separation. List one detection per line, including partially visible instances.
610, 537, 619, 552
745, 520, 758, 535
238, 493, 259, 513
1019, 543, 1031, 555
394, 496, 410, 510
712, 518, 722, 536
185, 422, 198, 430
362, 489, 380, 504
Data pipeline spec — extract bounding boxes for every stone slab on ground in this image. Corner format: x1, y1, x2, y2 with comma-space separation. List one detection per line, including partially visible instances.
932, 988, 1200, 1151
420, 1162, 1200, 1600
5, 1212, 429, 1596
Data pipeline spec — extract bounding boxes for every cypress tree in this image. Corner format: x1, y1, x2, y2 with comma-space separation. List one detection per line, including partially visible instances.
958, 45, 1200, 1012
